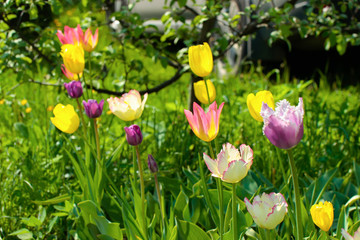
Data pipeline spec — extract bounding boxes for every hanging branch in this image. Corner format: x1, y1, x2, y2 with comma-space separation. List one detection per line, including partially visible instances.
26, 67, 185, 96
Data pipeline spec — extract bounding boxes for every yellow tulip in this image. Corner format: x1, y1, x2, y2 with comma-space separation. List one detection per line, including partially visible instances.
60, 44, 85, 74
194, 80, 216, 104
310, 201, 334, 232
189, 42, 213, 77
50, 103, 80, 134
247, 90, 275, 122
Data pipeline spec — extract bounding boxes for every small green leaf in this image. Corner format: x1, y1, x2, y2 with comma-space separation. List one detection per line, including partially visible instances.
14, 122, 29, 139
9, 228, 33, 240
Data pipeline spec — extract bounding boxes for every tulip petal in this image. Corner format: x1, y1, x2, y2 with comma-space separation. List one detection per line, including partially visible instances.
341, 229, 354, 240
239, 144, 253, 165
222, 160, 248, 183
203, 153, 221, 178
184, 109, 199, 137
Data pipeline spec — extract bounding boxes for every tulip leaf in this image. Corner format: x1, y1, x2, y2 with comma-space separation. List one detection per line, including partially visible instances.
32, 194, 71, 205
174, 190, 188, 220
78, 200, 123, 240
354, 161, 360, 186
306, 168, 338, 206
176, 219, 211, 240
349, 219, 360, 234
336, 205, 346, 238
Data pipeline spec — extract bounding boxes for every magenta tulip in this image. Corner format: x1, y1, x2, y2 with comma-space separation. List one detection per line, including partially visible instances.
124, 125, 143, 146
64, 81, 83, 98
261, 98, 304, 149
83, 99, 104, 118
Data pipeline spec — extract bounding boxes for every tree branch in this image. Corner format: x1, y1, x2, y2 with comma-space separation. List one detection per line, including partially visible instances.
26, 67, 185, 96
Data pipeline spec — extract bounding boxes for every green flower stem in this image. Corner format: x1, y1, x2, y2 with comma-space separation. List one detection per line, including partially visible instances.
88, 52, 94, 98
154, 173, 164, 233
275, 147, 287, 183
76, 98, 87, 139
204, 79, 211, 104
93, 118, 103, 204
216, 178, 224, 240
198, 156, 219, 226
287, 149, 303, 240
232, 183, 237, 240
93, 119, 101, 161
76, 98, 89, 170
78, 73, 89, 100
209, 142, 224, 240
266, 229, 271, 240
132, 146, 137, 181
135, 145, 148, 240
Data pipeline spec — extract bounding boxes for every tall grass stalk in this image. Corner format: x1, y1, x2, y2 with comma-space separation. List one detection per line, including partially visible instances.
198, 155, 219, 226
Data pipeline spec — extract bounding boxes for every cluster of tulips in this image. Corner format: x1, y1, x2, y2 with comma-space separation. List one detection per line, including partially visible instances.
186, 42, 360, 239
51, 24, 359, 239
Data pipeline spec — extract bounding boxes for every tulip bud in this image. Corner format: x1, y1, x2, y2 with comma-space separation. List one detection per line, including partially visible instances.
60, 44, 85, 74
188, 42, 213, 77
193, 80, 216, 104
64, 81, 83, 98
147, 154, 158, 173
124, 125, 143, 146
310, 201, 334, 232
83, 99, 104, 118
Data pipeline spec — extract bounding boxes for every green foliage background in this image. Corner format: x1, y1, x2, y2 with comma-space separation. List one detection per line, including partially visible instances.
0, 0, 360, 239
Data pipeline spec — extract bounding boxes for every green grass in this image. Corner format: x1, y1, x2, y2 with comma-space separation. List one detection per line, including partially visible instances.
1, 58, 359, 238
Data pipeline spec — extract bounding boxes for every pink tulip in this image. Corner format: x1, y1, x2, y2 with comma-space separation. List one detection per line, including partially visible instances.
83, 28, 99, 52
261, 98, 304, 149
56, 25, 84, 45
245, 192, 288, 229
342, 227, 360, 240
204, 143, 253, 183
184, 101, 224, 142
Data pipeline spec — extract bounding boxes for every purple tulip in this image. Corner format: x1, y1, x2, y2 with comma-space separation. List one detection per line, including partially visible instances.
64, 81, 83, 98
124, 125, 143, 146
83, 99, 104, 118
147, 154, 158, 173
261, 98, 304, 149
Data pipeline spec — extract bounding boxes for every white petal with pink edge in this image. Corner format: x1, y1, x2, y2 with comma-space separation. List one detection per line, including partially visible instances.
221, 160, 249, 183
203, 153, 221, 178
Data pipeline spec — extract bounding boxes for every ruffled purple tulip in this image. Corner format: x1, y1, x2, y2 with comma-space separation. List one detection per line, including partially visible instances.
124, 124, 143, 146
83, 99, 104, 118
64, 81, 83, 98
261, 98, 304, 149
148, 154, 158, 173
